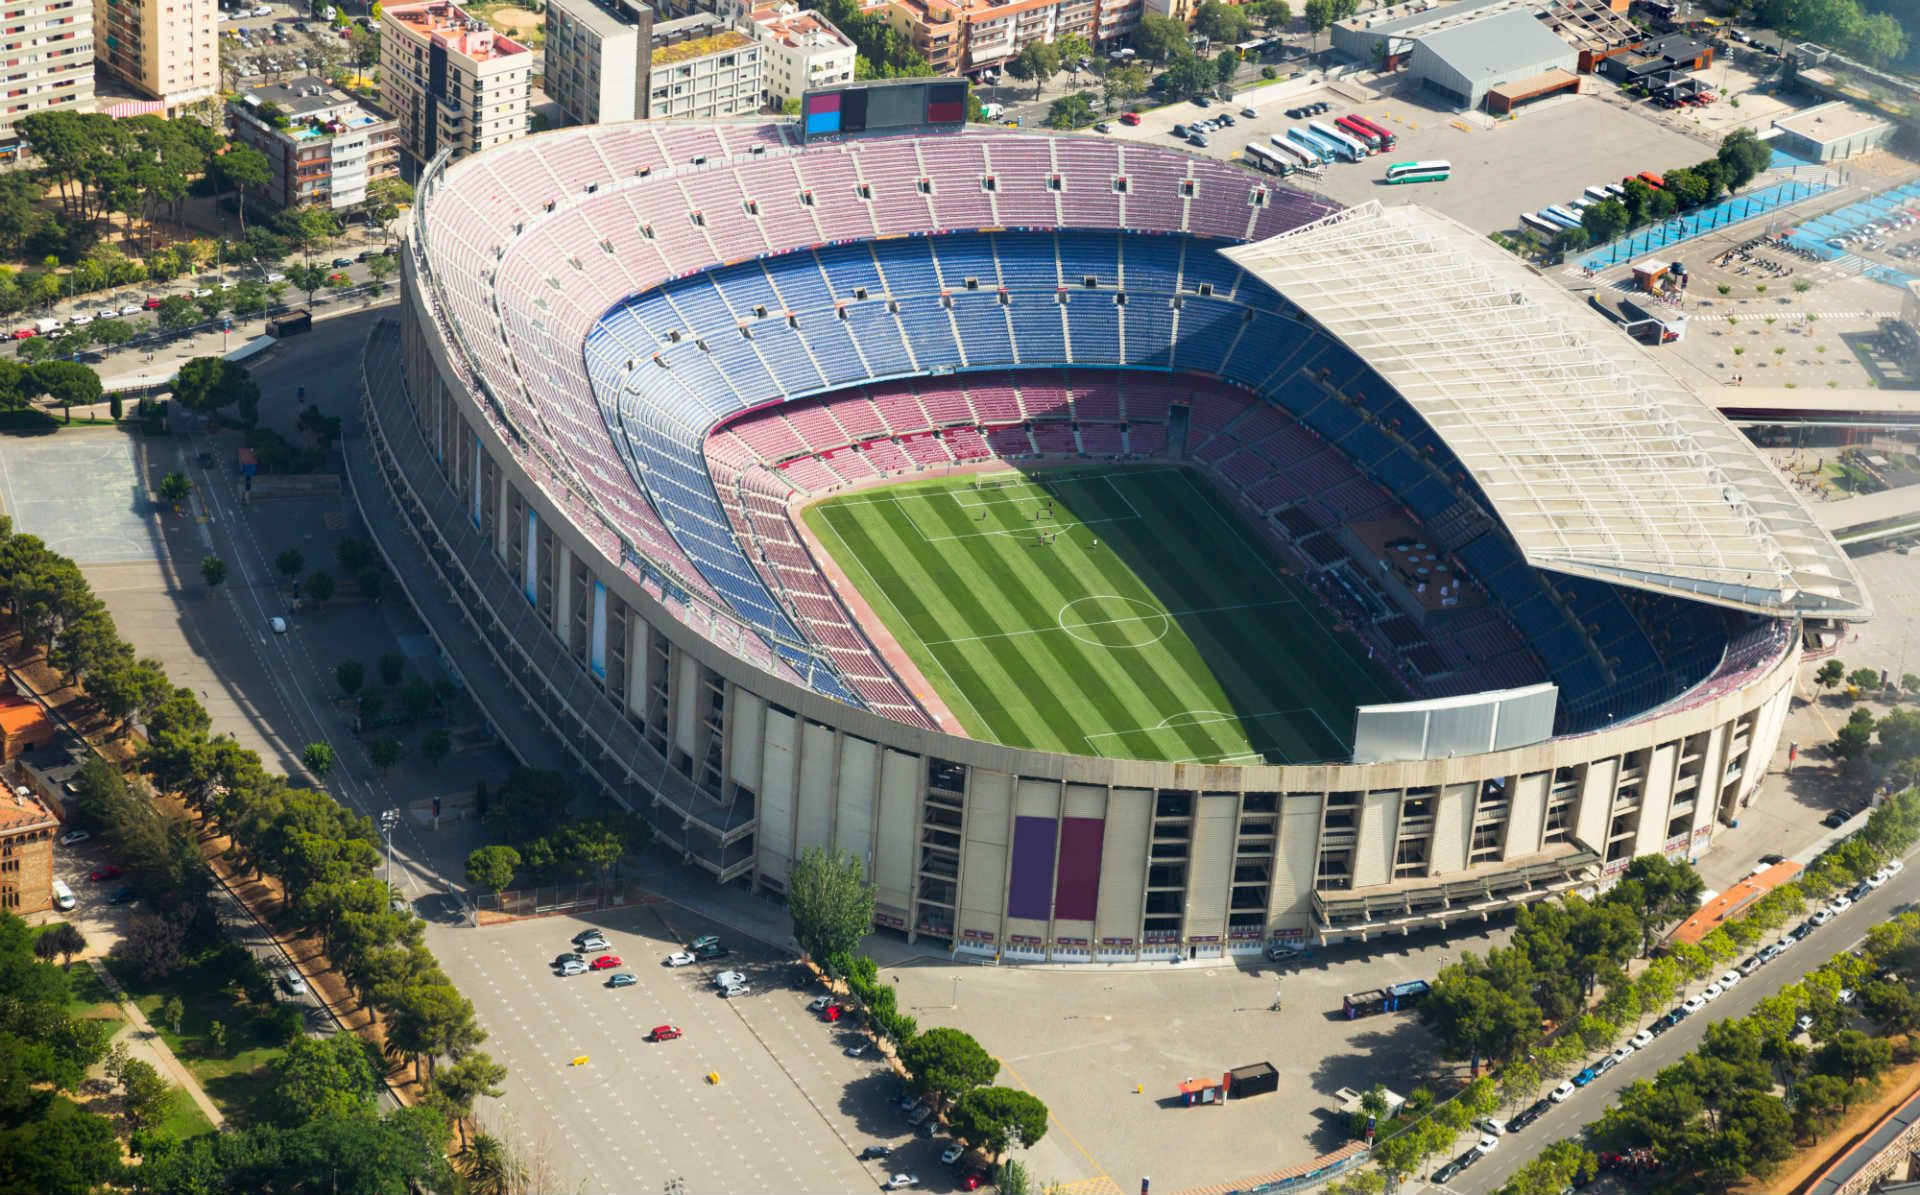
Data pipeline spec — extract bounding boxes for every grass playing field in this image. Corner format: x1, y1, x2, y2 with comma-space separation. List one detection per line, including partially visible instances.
802, 466, 1401, 764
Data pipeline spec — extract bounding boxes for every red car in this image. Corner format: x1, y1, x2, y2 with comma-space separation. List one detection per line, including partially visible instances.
1119, 111, 1142, 126
823, 1003, 843, 1022
961, 1171, 987, 1191
588, 954, 623, 970
648, 1025, 682, 1042
88, 865, 124, 883
142, 296, 164, 309
10, 328, 33, 340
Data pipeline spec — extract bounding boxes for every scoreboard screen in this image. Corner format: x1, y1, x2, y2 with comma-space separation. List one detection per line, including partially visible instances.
800, 78, 969, 143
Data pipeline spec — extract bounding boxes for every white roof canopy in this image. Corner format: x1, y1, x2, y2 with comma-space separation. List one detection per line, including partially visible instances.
1224, 203, 1869, 620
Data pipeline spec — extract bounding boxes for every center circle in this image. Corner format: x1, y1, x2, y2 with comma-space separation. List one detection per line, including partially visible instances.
1057, 595, 1170, 649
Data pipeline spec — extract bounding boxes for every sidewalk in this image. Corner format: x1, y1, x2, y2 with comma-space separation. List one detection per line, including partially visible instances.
87, 958, 227, 1130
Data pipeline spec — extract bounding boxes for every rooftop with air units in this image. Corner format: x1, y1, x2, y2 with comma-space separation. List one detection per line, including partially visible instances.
385, 0, 530, 60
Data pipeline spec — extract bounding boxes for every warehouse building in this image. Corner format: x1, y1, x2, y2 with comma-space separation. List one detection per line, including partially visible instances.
1771, 101, 1893, 163
1409, 9, 1578, 109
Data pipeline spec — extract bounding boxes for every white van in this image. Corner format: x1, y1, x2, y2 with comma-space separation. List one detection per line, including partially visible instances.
51, 878, 75, 911
34, 317, 59, 334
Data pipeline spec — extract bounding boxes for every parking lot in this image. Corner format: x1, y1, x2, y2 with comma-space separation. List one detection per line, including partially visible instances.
1108, 84, 1711, 236
873, 927, 1499, 1194
220, 0, 376, 85
431, 903, 987, 1194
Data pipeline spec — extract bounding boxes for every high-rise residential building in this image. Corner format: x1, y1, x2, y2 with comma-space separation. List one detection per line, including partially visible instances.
228, 77, 400, 211
380, 0, 532, 163
644, 13, 762, 119
0, 0, 92, 153
734, 2, 854, 108
93, 0, 216, 109
544, 0, 652, 125
882, 0, 1125, 76
546, 0, 763, 125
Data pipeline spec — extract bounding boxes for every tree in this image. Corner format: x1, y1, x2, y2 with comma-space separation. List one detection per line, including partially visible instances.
171, 356, 259, 417
948, 1086, 1048, 1158
336, 658, 366, 696
1847, 665, 1882, 693
1817, 658, 1847, 691
788, 846, 876, 964
1834, 708, 1875, 764
1814, 1028, 1893, 1085
457, 1132, 523, 1195
1581, 198, 1629, 246
1418, 952, 1542, 1073
900, 1026, 1000, 1106
286, 261, 329, 308
199, 554, 227, 590
1161, 55, 1218, 99
1616, 854, 1707, 955
216, 142, 271, 233
464, 845, 520, 898
275, 548, 306, 581
46, 922, 85, 968
1304, 0, 1334, 48
0, 1095, 122, 1195
1006, 40, 1061, 99
266, 1033, 379, 1126
1103, 62, 1149, 110
156, 295, 201, 335
1046, 92, 1097, 128
158, 471, 192, 510
30, 360, 100, 421
1499, 1139, 1596, 1195
1717, 128, 1772, 192
1195, 0, 1253, 42
368, 736, 404, 774
302, 741, 335, 776
1133, 12, 1189, 62
306, 570, 336, 602
433, 1050, 508, 1148
1247, 0, 1292, 28
485, 768, 574, 847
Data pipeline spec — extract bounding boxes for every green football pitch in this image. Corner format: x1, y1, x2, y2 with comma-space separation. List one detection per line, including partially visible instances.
802, 466, 1401, 764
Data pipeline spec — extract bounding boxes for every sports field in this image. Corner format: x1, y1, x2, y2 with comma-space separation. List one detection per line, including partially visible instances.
802, 466, 1401, 764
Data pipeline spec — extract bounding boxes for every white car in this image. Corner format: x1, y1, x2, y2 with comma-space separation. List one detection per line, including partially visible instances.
1610, 1045, 1636, 1065
1796, 1014, 1815, 1033
251, 4, 271, 13
845, 1040, 870, 1057
577, 938, 610, 953
190, 287, 213, 299
1867, 869, 1889, 888
1475, 1133, 1499, 1154
714, 970, 746, 988
1812, 907, 1835, 926
1701, 982, 1723, 1001
1474, 1117, 1506, 1137
940, 1143, 965, 1165
1631, 1029, 1654, 1049
269, 616, 288, 634
1718, 970, 1741, 990
1831, 895, 1854, 913
281, 968, 308, 996
118, 303, 142, 317
558, 959, 588, 976
1682, 994, 1708, 1013
1549, 1080, 1576, 1103
58, 828, 90, 846
265, 271, 287, 283
95, 308, 116, 320
67, 313, 91, 326
1885, 858, 1904, 876
883, 1176, 918, 1191
808, 995, 835, 1011
664, 951, 696, 967
1837, 987, 1855, 1005
720, 984, 750, 998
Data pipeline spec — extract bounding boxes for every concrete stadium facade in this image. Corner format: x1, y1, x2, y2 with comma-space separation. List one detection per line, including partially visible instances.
370, 121, 1807, 960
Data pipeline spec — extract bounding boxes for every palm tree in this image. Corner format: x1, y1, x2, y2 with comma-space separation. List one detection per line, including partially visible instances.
458, 1133, 522, 1195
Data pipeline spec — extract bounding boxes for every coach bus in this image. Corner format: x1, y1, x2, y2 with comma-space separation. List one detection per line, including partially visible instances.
1298, 126, 1353, 162
1284, 128, 1332, 164
1242, 142, 1293, 175
1545, 205, 1585, 229
1309, 119, 1370, 160
1345, 113, 1397, 149
1583, 184, 1615, 204
1342, 979, 1432, 1019
1268, 134, 1320, 171
1334, 115, 1383, 151
1384, 159, 1450, 184
1636, 170, 1667, 189
1520, 211, 1564, 238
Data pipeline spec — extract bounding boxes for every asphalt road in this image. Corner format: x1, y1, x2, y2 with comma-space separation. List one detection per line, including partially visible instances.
1443, 855, 1917, 1194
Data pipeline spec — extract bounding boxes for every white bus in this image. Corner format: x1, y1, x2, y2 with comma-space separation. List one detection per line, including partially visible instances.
1243, 142, 1293, 175
1309, 119, 1370, 160
1384, 160, 1451, 184
1520, 212, 1563, 238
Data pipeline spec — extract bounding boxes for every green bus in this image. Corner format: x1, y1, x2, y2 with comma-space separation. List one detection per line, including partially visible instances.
1385, 160, 1451, 184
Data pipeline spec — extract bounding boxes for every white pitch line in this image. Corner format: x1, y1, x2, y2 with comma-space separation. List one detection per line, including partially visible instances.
926, 598, 1296, 646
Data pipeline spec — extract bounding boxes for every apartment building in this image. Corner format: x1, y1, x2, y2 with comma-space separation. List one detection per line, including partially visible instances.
228, 77, 400, 211
0, 0, 92, 152
883, 0, 1119, 76
381, 0, 531, 163
645, 13, 762, 119
545, 0, 652, 124
93, 0, 215, 108
0, 778, 55, 915
737, 3, 853, 107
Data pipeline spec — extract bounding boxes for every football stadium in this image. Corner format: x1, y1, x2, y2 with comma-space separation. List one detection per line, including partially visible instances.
365, 87, 1869, 956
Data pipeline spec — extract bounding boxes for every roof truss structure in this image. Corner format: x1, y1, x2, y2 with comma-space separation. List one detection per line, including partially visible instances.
1224, 203, 1869, 620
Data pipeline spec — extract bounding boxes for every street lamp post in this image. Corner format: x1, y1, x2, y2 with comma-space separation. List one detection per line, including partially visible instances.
380, 808, 399, 898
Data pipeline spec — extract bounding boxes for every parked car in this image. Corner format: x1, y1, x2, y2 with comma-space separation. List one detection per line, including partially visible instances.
606, 973, 638, 988
882, 1175, 919, 1190
1119, 111, 1142, 125
664, 951, 696, 967
1718, 970, 1741, 990
88, 865, 124, 882
1740, 955, 1765, 976
558, 959, 588, 976
648, 1024, 682, 1041
1550, 1080, 1576, 1102
1591, 1055, 1620, 1078
860, 1146, 891, 1161
588, 955, 623, 970
908, 1104, 933, 1125
808, 995, 835, 1011
58, 829, 90, 846
1831, 895, 1854, 913
940, 1143, 965, 1166
1611, 1044, 1636, 1065
1885, 858, 1904, 875
1631, 1029, 1654, 1049
845, 1040, 871, 1057
1240, 106, 1258, 117
1795, 1014, 1815, 1034
1571, 1066, 1598, 1087
1822, 811, 1850, 829
694, 944, 729, 960
1509, 1098, 1550, 1130
552, 952, 584, 968
577, 938, 611, 953
714, 970, 746, 988
572, 929, 607, 944
1850, 880, 1874, 900
1702, 982, 1724, 1001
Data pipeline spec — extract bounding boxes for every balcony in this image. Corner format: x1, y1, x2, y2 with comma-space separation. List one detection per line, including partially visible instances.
1310, 842, 1600, 943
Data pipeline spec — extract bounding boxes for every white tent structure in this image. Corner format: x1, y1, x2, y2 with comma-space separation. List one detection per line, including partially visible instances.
1224, 202, 1869, 621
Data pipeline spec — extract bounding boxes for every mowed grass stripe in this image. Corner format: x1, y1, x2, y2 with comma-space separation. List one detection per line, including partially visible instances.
937, 493, 1234, 761
920, 493, 1170, 755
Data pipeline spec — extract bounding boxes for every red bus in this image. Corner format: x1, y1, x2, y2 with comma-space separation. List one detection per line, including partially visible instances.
1635, 170, 1666, 189
1344, 113, 1397, 150
1335, 115, 1383, 151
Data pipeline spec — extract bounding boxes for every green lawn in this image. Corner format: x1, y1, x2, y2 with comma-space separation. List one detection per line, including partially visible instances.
105, 944, 288, 1125
804, 465, 1399, 763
